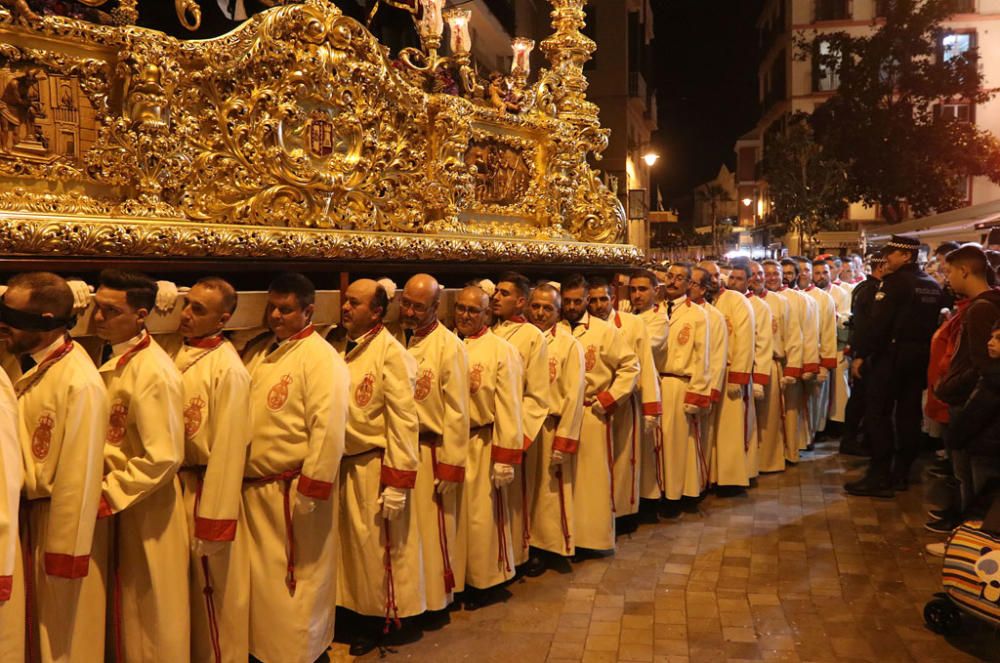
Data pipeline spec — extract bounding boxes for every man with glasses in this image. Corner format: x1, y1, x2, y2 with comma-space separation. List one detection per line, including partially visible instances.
398, 274, 469, 618
453, 285, 523, 607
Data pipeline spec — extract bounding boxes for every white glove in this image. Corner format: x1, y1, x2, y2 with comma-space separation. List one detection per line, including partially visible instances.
492, 462, 515, 488
643, 415, 660, 431
816, 367, 829, 383
752, 384, 765, 400
154, 280, 180, 312
683, 403, 701, 416
551, 449, 565, 466
726, 384, 743, 398
65, 279, 93, 310
294, 495, 317, 514
434, 479, 458, 496
780, 376, 797, 388
378, 486, 407, 521
591, 400, 607, 416
802, 371, 816, 381
192, 538, 227, 557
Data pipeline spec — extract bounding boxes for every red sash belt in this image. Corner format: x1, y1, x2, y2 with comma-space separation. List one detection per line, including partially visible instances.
243, 468, 302, 596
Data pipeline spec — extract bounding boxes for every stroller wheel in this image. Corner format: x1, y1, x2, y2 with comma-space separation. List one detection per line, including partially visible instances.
924, 598, 962, 635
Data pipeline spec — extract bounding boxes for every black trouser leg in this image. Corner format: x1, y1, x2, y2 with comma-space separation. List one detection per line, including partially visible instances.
891, 368, 925, 483
843, 374, 866, 438
863, 359, 894, 483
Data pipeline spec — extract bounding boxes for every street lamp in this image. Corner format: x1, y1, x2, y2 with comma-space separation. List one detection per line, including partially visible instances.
742, 197, 753, 207
642, 151, 660, 167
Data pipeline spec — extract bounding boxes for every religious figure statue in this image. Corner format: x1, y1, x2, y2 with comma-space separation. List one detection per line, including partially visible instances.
0, 69, 46, 152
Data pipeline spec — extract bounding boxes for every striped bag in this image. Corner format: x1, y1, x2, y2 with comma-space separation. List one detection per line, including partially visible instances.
942, 523, 1000, 624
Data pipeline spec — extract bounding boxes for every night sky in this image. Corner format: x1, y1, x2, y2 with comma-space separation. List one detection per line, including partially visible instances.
649, 0, 764, 209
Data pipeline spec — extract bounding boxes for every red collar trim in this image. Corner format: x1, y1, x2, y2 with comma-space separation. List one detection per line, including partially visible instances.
185, 334, 225, 349
833, 279, 843, 285
508, 315, 527, 324
15, 336, 74, 398
804, 285, 816, 292
744, 291, 754, 299
117, 331, 152, 369
691, 297, 705, 305
412, 320, 439, 339
288, 324, 315, 342
466, 325, 488, 340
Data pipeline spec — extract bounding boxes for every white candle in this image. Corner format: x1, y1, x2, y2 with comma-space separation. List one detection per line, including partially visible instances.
511, 38, 535, 76
444, 8, 472, 55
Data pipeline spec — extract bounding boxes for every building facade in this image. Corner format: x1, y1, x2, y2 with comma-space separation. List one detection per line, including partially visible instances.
738, 0, 1000, 253
586, 0, 658, 251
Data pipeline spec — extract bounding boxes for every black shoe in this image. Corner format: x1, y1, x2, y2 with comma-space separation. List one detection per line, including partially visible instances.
680, 496, 701, 514
927, 508, 952, 521
463, 588, 484, 611
349, 634, 379, 657
658, 499, 683, 519
844, 477, 894, 498
839, 436, 871, 456
521, 554, 546, 578
925, 517, 959, 534
714, 485, 747, 498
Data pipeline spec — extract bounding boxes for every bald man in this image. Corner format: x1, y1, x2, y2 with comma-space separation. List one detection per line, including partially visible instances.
526, 285, 585, 563
335, 278, 422, 655
159, 277, 252, 663
698, 261, 756, 494
399, 274, 469, 616
454, 286, 523, 606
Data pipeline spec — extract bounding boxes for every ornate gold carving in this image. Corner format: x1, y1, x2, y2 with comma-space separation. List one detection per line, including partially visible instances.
0, 0, 633, 262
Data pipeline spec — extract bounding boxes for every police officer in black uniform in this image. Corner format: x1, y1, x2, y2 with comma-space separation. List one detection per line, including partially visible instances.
845, 235, 943, 497
839, 253, 887, 456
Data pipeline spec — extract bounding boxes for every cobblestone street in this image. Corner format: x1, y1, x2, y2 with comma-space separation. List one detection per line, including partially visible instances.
332, 442, 999, 662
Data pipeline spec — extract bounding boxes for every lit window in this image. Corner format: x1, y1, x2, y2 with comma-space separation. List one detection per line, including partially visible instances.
942, 33, 972, 62
814, 40, 840, 92
940, 103, 973, 123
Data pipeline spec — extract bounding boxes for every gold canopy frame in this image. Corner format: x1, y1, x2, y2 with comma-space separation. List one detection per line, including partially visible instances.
0, 0, 639, 267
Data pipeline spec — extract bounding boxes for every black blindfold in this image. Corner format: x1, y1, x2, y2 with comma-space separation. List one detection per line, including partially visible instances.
0, 299, 74, 331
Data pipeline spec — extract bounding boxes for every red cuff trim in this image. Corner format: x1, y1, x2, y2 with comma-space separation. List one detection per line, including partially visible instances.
0, 576, 10, 601
195, 517, 237, 542
97, 495, 113, 519
784, 366, 802, 378
44, 553, 89, 578
711, 389, 721, 403
553, 436, 579, 454
434, 462, 465, 483
596, 391, 618, 414
380, 466, 417, 489
491, 446, 523, 464
684, 392, 711, 408
803, 363, 820, 373
820, 357, 837, 369
297, 475, 333, 500
728, 371, 751, 385
753, 373, 770, 386
642, 402, 662, 416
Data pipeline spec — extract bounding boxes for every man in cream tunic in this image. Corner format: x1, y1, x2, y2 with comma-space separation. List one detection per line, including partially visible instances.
454, 286, 523, 604
780, 258, 819, 458
586, 276, 660, 520
241, 272, 348, 663
92, 269, 188, 663
0, 359, 19, 663
652, 263, 712, 509
814, 260, 852, 427
559, 275, 638, 553
162, 277, 251, 663
335, 278, 423, 656
728, 264, 773, 480
630, 271, 671, 514
696, 261, 757, 493
399, 274, 469, 614
490, 272, 548, 571
526, 284, 584, 561
0, 273, 106, 662
688, 270, 728, 490
800, 260, 839, 441
753, 261, 801, 473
